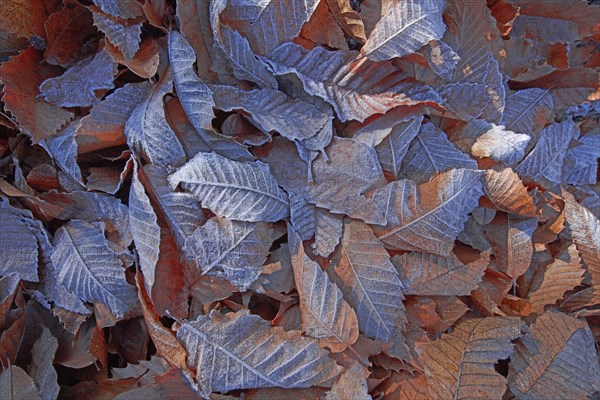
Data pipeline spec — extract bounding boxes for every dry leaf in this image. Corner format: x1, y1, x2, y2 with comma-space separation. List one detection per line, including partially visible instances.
423, 317, 523, 399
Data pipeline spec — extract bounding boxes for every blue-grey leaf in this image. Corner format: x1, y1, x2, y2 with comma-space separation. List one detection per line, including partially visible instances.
92, 9, 141, 61
129, 167, 161, 293
447, 119, 530, 166
328, 219, 406, 342
261, 137, 386, 225
0, 199, 40, 282
140, 164, 205, 254
516, 120, 578, 184
125, 68, 186, 172
264, 42, 441, 122
51, 220, 139, 318
210, 0, 278, 88
222, 0, 320, 56
168, 152, 289, 223
41, 119, 82, 183
373, 168, 484, 255
39, 49, 117, 108
177, 309, 342, 392
360, 0, 446, 62
184, 217, 272, 291
168, 30, 254, 161
401, 122, 477, 183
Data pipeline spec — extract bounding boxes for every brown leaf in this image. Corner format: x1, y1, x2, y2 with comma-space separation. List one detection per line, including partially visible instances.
326, 0, 367, 44
135, 271, 191, 376
0, 47, 73, 143
482, 168, 537, 217
63, 378, 137, 400
485, 212, 537, 281
322, 362, 370, 400
105, 37, 159, 79
0, 0, 59, 39
43, 2, 98, 67
527, 244, 584, 314
300, 0, 348, 50
375, 371, 429, 400
423, 317, 523, 399
289, 226, 359, 352
508, 311, 600, 398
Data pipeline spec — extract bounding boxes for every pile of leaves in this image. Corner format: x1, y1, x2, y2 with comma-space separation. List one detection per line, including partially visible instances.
0, 0, 599, 398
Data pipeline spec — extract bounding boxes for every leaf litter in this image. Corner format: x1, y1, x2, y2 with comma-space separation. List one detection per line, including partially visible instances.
0, 0, 598, 398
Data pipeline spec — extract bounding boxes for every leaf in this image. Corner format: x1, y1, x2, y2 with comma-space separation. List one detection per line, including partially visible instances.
377, 371, 429, 400
420, 40, 460, 82
138, 164, 204, 254
38, 191, 132, 252
129, 167, 160, 293
440, 0, 505, 122
322, 363, 370, 400
51, 220, 138, 318
111, 356, 170, 383
484, 212, 537, 281
168, 30, 254, 161
209, 0, 277, 88
264, 42, 441, 122
508, 311, 600, 399
0, 47, 73, 143
329, 219, 406, 342
125, 69, 186, 172
482, 168, 537, 217
92, 0, 143, 19
177, 309, 342, 392
168, 30, 215, 131
371, 115, 423, 180
92, 8, 142, 61
0, 199, 40, 282
261, 137, 386, 225
527, 245, 584, 314
210, 84, 333, 148
135, 272, 191, 375
39, 48, 117, 108
86, 158, 133, 195
221, 0, 320, 56
289, 193, 316, 241
516, 120, 578, 184
288, 226, 359, 352
76, 81, 152, 154
43, 3, 97, 67
443, 0, 503, 83
105, 36, 160, 79
400, 122, 477, 183
360, 0, 445, 61
563, 190, 600, 285
447, 120, 531, 166
0, 366, 41, 400
29, 327, 59, 400
326, 0, 367, 44
313, 208, 344, 258
168, 152, 289, 222
562, 132, 600, 185
372, 168, 484, 255
184, 217, 273, 291
40, 120, 82, 183
113, 369, 202, 400
500, 88, 554, 139
423, 317, 522, 399
392, 251, 488, 296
